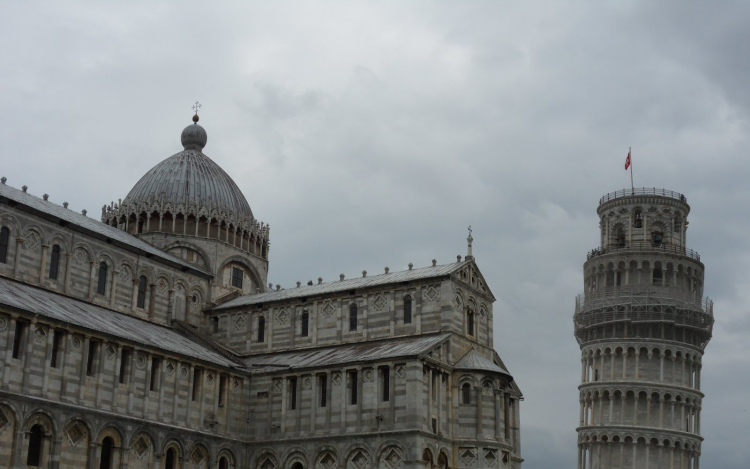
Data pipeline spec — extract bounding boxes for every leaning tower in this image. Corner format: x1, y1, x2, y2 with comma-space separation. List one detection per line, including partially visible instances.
574, 189, 714, 469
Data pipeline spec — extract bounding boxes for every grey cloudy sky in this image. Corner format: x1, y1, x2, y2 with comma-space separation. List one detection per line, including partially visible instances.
2, 1, 749, 467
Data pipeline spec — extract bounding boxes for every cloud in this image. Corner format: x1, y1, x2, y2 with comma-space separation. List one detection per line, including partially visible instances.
1, 2, 749, 467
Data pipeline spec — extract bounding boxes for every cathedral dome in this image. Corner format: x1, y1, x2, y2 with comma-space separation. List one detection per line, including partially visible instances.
123, 120, 253, 220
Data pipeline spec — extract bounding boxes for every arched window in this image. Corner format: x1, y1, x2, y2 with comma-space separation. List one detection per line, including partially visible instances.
291, 463, 303, 469
652, 231, 664, 247
462, 383, 471, 404
257, 316, 265, 343
164, 448, 176, 469
403, 296, 412, 324
634, 210, 643, 228
99, 437, 114, 469
349, 304, 358, 331
653, 267, 663, 285
97, 262, 108, 295
26, 424, 44, 466
137, 276, 147, 308
48, 244, 60, 279
615, 227, 625, 248
301, 312, 309, 337
467, 310, 475, 337
0, 226, 9, 264
219, 457, 230, 469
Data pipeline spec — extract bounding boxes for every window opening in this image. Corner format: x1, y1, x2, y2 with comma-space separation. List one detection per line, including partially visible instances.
616, 229, 625, 248
301, 312, 309, 337
26, 424, 44, 467
119, 349, 130, 384
652, 231, 664, 247
99, 437, 114, 469
87, 341, 98, 376
462, 383, 471, 404
50, 330, 63, 368
432, 418, 437, 434
192, 368, 201, 401
49, 244, 60, 279
290, 377, 298, 410
467, 310, 475, 337
350, 371, 358, 405
12, 321, 27, 359
219, 458, 229, 469
150, 357, 160, 392
137, 276, 147, 309
165, 448, 176, 469
212, 317, 219, 334
257, 316, 265, 343
97, 262, 108, 295
653, 268, 663, 285
349, 304, 358, 331
219, 375, 227, 407
634, 211, 643, 228
231, 267, 243, 289
320, 375, 327, 407
382, 366, 390, 402
404, 296, 412, 324
0, 226, 9, 264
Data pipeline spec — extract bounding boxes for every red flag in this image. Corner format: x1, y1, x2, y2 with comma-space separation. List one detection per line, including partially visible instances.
625, 151, 631, 170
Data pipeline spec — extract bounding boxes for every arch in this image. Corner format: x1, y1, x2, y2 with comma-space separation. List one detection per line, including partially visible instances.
217, 449, 236, 469
187, 443, 210, 469
162, 439, 183, 469
422, 448, 433, 468
22, 224, 48, 246
255, 450, 279, 469
314, 446, 339, 469
163, 241, 213, 274
46, 232, 71, 253
23, 412, 55, 469
437, 450, 449, 469
461, 383, 471, 404
217, 256, 264, 289
0, 213, 22, 238
376, 442, 406, 469
343, 444, 373, 469
283, 448, 308, 469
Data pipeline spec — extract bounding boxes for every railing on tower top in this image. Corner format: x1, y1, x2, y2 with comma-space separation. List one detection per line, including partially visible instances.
599, 188, 687, 206
587, 242, 700, 261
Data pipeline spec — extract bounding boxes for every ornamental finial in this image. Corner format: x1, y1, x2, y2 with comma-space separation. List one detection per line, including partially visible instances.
466, 225, 474, 260
192, 101, 202, 123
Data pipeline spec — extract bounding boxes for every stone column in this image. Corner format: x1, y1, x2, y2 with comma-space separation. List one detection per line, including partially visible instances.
131, 278, 139, 312
494, 390, 503, 441
39, 244, 49, 284
110, 270, 119, 308
58, 331, 72, 401
167, 289, 175, 323
63, 253, 73, 294
13, 238, 24, 278
88, 261, 97, 299
22, 319, 37, 393
148, 284, 156, 319
475, 386, 483, 438
79, 336, 91, 402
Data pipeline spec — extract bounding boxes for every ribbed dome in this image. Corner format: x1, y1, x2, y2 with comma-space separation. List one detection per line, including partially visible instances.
123, 123, 253, 220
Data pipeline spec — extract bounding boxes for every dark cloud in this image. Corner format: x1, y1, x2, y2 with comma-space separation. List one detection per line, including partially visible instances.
1, 2, 748, 468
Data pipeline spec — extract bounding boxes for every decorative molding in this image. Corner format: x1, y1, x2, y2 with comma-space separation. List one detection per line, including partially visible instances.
373, 294, 387, 311
321, 302, 335, 318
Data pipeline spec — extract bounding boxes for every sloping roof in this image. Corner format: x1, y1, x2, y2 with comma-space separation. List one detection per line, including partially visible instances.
244, 333, 449, 372
454, 348, 511, 376
216, 262, 471, 310
0, 276, 237, 368
0, 183, 210, 277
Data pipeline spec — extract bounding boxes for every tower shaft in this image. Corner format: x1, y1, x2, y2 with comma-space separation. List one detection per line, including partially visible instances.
574, 189, 713, 469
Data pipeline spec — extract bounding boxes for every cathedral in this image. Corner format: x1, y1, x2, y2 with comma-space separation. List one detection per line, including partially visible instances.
0, 113, 523, 469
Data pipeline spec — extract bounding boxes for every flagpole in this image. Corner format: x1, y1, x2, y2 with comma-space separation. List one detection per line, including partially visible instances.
630, 147, 634, 192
